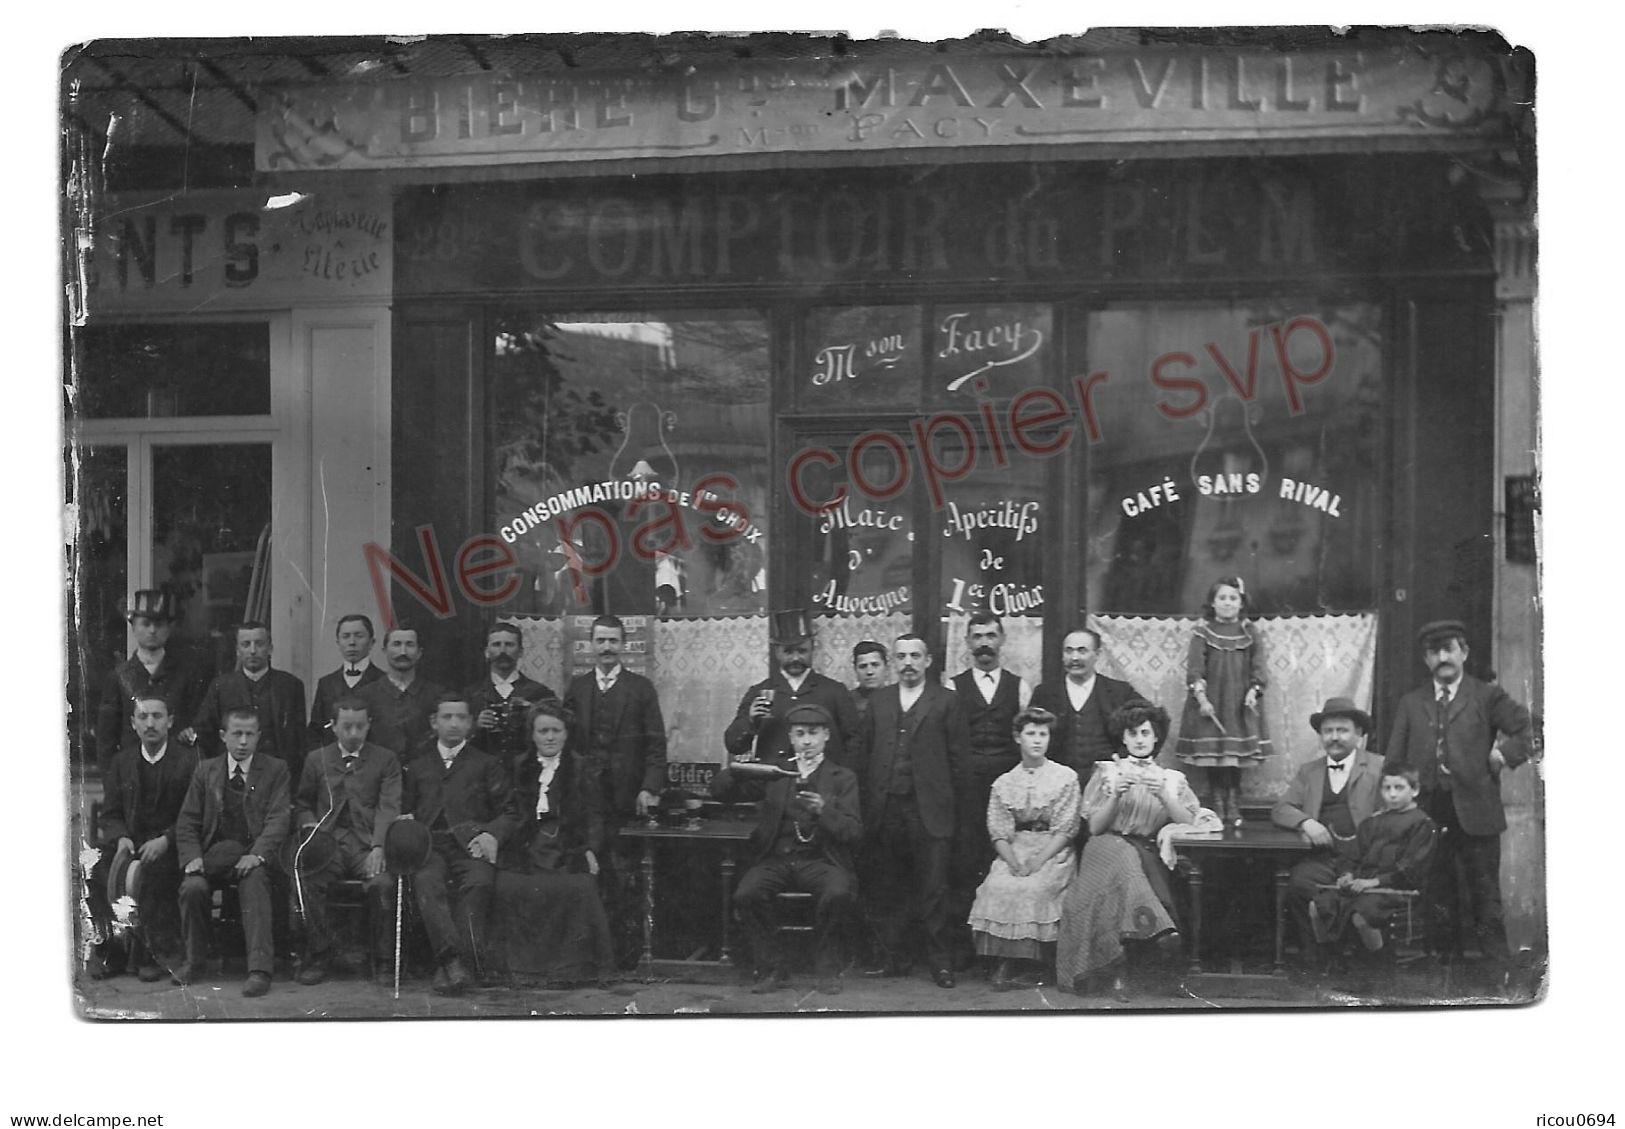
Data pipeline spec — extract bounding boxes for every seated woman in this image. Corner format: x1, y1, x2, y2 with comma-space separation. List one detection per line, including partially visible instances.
967, 707, 1081, 991
1056, 698, 1199, 996
490, 700, 615, 986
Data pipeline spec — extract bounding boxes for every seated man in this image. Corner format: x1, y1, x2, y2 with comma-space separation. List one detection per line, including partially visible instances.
710, 703, 862, 996
291, 696, 402, 986
86, 693, 198, 982
399, 691, 518, 994
1272, 697, 1386, 967
175, 708, 292, 997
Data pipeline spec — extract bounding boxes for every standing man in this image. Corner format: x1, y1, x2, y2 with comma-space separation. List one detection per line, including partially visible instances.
1030, 628, 1143, 783
1272, 697, 1386, 966
563, 615, 667, 966
399, 692, 518, 994
849, 640, 890, 721
307, 613, 384, 752
1385, 620, 1532, 965
357, 623, 445, 760
175, 708, 291, 997
93, 589, 207, 776
725, 609, 863, 769
291, 696, 401, 986
85, 693, 198, 982
857, 633, 971, 988
463, 622, 555, 766
188, 622, 308, 784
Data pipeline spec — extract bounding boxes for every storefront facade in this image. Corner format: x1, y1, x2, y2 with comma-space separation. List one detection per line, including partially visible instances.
65, 31, 1540, 943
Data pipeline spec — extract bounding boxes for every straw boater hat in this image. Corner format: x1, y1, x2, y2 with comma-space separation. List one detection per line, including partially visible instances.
384, 819, 434, 876
769, 608, 814, 644
1308, 696, 1372, 734
105, 842, 142, 907
123, 589, 177, 622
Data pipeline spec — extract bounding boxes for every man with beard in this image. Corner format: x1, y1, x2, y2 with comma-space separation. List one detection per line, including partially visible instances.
463, 622, 555, 768
188, 622, 308, 784
725, 609, 862, 769
357, 623, 446, 759
1272, 697, 1386, 966
1030, 628, 1143, 782
945, 612, 1032, 968
307, 614, 385, 752
93, 589, 208, 776
1384, 620, 1532, 965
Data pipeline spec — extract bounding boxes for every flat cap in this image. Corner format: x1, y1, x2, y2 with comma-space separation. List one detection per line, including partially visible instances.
784, 703, 833, 728
1416, 619, 1468, 647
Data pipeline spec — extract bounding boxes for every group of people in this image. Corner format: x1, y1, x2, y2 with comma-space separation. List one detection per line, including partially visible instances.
82, 576, 1533, 1001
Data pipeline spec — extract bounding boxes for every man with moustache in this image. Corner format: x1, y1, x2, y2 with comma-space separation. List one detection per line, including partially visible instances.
357, 623, 446, 759
463, 622, 555, 766
1272, 697, 1387, 966
175, 708, 291, 997
725, 609, 863, 769
307, 614, 385, 752
1384, 620, 1532, 964
291, 696, 401, 986
1030, 628, 1144, 783
93, 590, 207, 776
857, 633, 971, 987
189, 622, 308, 784
86, 693, 198, 982
849, 640, 890, 721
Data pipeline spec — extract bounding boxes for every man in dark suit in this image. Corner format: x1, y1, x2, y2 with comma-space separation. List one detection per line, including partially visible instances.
1272, 696, 1387, 965
711, 703, 863, 995
856, 633, 971, 987
1384, 620, 1532, 962
291, 696, 402, 986
463, 622, 555, 766
307, 613, 384, 752
1030, 628, 1143, 783
725, 608, 863, 769
188, 621, 308, 785
175, 708, 292, 997
92, 589, 208, 776
563, 614, 666, 966
85, 692, 198, 982
849, 639, 889, 721
358, 623, 446, 759
399, 691, 519, 994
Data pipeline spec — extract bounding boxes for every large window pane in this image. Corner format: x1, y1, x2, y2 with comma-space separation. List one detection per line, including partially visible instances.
927, 302, 1054, 409
490, 310, 770, 618
74, 323, 271, 418
67, 444, 127, 767
799, 305, 922, 412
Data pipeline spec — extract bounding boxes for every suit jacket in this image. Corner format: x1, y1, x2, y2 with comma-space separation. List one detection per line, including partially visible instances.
462, 673, 557, 762
357, 674, 447, 758
99, 742, 200, 849
563, 670, 667, 817
307, 664, 385, 750
503, 750, 601, 866
712, 759, 863, 873
176, 754, 292, 868
400, 741, 520, 850
1029, 673, 1142, 777
192, 668, 308, 762
295, 741, 402, 851
1271, 749, 1386, 836
723, 671, 864, 769
93, 649, 209, 774
1385, 675, 1532, 836
856, 681, 971, 839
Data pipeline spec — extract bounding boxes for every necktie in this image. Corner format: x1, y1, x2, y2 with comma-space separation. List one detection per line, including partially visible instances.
342, 755, 358, 773
1434, 687, 1452, 780
230, 766, 245, 792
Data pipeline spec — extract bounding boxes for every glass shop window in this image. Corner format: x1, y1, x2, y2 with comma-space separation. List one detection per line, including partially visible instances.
73, 322, 271, 418
489, 309, 771, 619
798, 305, 923, 412
1079, 301, 1383, 617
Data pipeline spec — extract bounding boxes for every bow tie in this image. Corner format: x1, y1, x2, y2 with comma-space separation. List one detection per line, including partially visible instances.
345, 667, 362, 678
1328, 761, 1348, 773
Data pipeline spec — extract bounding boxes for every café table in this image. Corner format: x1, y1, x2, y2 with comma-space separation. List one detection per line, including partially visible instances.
619, 812, 756, 976
1171, 821, 1311, 976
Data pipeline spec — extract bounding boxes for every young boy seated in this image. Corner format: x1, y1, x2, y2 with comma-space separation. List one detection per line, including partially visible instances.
1309, 766, 1437, 957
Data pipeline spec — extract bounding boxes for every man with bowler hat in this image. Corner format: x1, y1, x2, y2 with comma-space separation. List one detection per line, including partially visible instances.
725, 609, 863, 769
175, 707, 291, 997
93, 589, 207, 776
1384, 619, 1532, 964
1272, 696, 1386, 966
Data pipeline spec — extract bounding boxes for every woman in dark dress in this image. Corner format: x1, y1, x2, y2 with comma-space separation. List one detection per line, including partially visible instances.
490, 699, 616, 985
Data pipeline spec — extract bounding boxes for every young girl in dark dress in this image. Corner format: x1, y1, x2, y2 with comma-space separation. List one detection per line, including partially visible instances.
1175, 576, 1271, 826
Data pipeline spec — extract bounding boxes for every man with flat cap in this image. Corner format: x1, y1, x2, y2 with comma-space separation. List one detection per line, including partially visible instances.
1272, 696, 1387, 966
93, 589, 207, 777
725, 609, 863, 770
710, 702, 862, 995
1385, 619, 1532, 964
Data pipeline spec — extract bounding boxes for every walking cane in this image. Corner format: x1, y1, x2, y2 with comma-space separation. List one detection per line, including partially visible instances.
394, 874, 404, 1001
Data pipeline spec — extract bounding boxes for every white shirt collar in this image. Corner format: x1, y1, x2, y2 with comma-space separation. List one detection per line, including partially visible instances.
227, 754, 253, 777
140, 741, 168, 765
241, 666, 269, 683
1066, 673, 1098, 710
596, 663, 623, 688
491, 669, 519, 691
437, 741, 466, 764
782, 669, 809, 693
1435, 680, 1458, 702
343, 658, 372, 677
1326, 753, 1353, 793
898, 681, 925, 711
796, 753, 825, 781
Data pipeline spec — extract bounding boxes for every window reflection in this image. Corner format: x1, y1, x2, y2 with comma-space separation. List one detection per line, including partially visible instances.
75, 323, 271, 418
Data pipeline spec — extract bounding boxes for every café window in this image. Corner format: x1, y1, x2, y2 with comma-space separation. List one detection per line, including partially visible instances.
73, 322, 271, 418
1079, 300, 1383, 617
489, 309, 771, 618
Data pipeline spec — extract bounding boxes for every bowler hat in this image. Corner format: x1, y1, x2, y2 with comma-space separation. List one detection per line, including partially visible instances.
105, 842, 142, 907
784, 703, 833, 729
1309, 697, 1372, 734
284, 827, 338, 876
769, 609, 814, 644
383, 819, 433, 875
124, 589, 177, 622
1416, 619, 1468, 648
